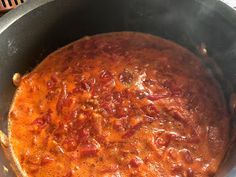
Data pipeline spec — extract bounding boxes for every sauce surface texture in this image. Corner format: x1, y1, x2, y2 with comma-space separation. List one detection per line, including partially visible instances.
9, 32, 229, 177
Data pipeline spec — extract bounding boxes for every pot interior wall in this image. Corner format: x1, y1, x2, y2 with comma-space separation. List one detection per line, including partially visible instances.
0, 0, 236, 176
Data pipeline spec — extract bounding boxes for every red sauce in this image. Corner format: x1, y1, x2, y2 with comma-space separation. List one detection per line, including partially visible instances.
9, 32, 229, 177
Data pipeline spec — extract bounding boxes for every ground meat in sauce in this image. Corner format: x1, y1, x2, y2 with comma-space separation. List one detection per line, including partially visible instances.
9, 32, 230, 177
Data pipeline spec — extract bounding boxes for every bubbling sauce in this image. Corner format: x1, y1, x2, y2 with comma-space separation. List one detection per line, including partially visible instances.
9, 32, 229, 177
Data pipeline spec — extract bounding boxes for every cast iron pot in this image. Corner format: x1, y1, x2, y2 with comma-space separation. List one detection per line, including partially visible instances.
0, 0, 236, 176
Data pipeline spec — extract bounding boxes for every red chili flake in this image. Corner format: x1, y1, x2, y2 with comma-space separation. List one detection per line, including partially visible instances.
51, 73, 58, 82
101, 79, 115, 91
46, 75, 58, 90
50, 144, 65, 155
122, 122, 143, 138
70, 118, 85, 131
142, 104, 159, 122
100, 70, 113, 83
101, 101, 115, 115
63, 137, 78, 152
56, 83, 68, 114
156, 134, 170, 147
46, 90, 56, 100
142, 104, 158, 117
32, 118, 46, 128
171, 163, 183, 176
31, 109, 52, 129
115, 106, 129, 118
112, 91, 122, 104
181, 150, 193, 164
169, 133, 183, 142
172, 111, 185, 122
44, 110, 52, 122
41, 155, 55, 165
119, 70, 133, 84
113, 119, 125, 131
121, 89, 130, 99
77, 128, 90, 143
130, 156, 144, 168
168, 148, 178, 160
103, 93, 113, 102
53, 123, 69, 142
80, 145, 97, 157
80, 139, 100, 157
47, 80, 55, 90
80, 80, 91, 91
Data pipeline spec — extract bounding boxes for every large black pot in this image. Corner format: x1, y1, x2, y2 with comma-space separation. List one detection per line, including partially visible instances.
0, 0, 236, 176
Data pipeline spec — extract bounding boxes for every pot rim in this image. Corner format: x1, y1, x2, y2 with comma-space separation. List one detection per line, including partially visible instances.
0, 0, 236, 36
0, 0, 54, 34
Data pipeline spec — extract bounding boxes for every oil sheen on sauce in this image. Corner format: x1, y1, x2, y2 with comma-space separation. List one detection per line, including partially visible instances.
9, 32, 230, 177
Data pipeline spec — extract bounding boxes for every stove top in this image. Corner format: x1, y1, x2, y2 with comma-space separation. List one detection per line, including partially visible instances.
0, 0, 235, 17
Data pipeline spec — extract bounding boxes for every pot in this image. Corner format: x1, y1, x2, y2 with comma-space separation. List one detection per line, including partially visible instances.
0, 0, 236, 176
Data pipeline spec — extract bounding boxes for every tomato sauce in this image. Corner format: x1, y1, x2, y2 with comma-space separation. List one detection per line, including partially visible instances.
9, 32, 230, 177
